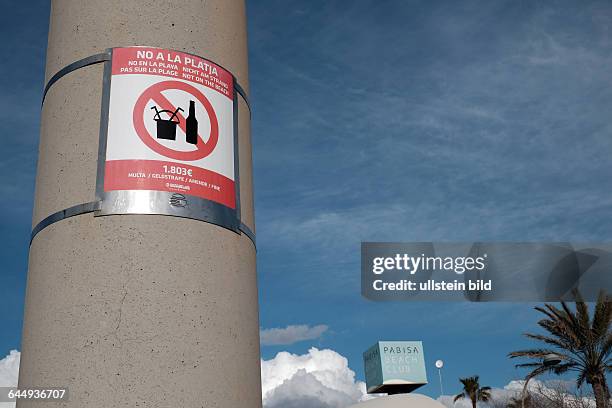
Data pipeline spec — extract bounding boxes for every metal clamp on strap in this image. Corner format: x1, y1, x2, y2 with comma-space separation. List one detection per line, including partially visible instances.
30, 201, 100, 243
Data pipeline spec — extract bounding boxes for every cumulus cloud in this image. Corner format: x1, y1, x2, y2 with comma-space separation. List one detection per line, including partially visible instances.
0, 350, 19, 408
0, 350, 19, 387
261, 347, 370, 408
260, 324, 328, 346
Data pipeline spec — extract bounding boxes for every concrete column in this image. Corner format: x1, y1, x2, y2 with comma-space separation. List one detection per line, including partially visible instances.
18, 1, 260, 407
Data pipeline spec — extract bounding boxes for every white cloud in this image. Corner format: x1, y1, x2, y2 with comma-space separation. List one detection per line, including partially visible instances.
261, 347, 371, 408
0, 350, 19, 387
0, 350, 19, 408
260, 325, 329, 346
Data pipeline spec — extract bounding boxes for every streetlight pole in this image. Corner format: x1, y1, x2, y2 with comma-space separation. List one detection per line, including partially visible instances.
435, 360, 444, 396
521, 354, 562, 408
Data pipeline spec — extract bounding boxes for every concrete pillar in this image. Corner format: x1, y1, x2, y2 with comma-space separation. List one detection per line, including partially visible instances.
18, 1, 259, 407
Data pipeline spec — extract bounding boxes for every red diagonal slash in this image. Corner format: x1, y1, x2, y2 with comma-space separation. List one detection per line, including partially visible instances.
133, 80, 219, 161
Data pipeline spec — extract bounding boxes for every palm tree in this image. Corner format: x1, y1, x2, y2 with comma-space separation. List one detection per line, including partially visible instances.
508, 290, 612, 408
453, 376, 492, 408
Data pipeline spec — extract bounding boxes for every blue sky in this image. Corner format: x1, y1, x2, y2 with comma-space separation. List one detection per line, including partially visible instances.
1, 0, 612, 401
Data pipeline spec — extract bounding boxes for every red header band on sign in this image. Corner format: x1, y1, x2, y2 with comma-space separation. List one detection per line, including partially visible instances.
112, 47, 234, 99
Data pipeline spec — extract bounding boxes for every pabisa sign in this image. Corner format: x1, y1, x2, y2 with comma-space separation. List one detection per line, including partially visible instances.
96, 46, 239, 230
363, 341, 428, 394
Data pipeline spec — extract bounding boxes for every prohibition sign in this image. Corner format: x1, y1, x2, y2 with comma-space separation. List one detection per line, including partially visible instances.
133, 80, 219, 161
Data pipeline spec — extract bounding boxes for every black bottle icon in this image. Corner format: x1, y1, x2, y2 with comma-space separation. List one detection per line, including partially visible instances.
186, 100, 198, 145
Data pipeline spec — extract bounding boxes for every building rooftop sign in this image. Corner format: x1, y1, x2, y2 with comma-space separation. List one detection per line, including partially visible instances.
363, 341, 428, 394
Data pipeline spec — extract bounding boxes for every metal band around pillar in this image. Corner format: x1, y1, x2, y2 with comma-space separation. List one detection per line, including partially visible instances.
30, 201, 256, 248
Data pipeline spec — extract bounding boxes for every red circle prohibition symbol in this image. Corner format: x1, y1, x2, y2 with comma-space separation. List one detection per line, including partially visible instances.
133, 80, 219, 161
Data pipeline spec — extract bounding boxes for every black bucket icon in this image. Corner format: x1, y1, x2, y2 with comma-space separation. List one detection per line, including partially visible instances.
151, 106, 183, 140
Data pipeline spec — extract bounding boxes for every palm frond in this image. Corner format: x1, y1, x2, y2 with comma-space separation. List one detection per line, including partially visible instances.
534, 305, 559, 321
537, 307, 582, 347
592, 290, 612, 342
509, 348, 558, 360
576, 370, 587, 388
570, 290, 591, 343
524, 333, 573, 351
552, 362, 576, 375
514, 362, 544, 368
